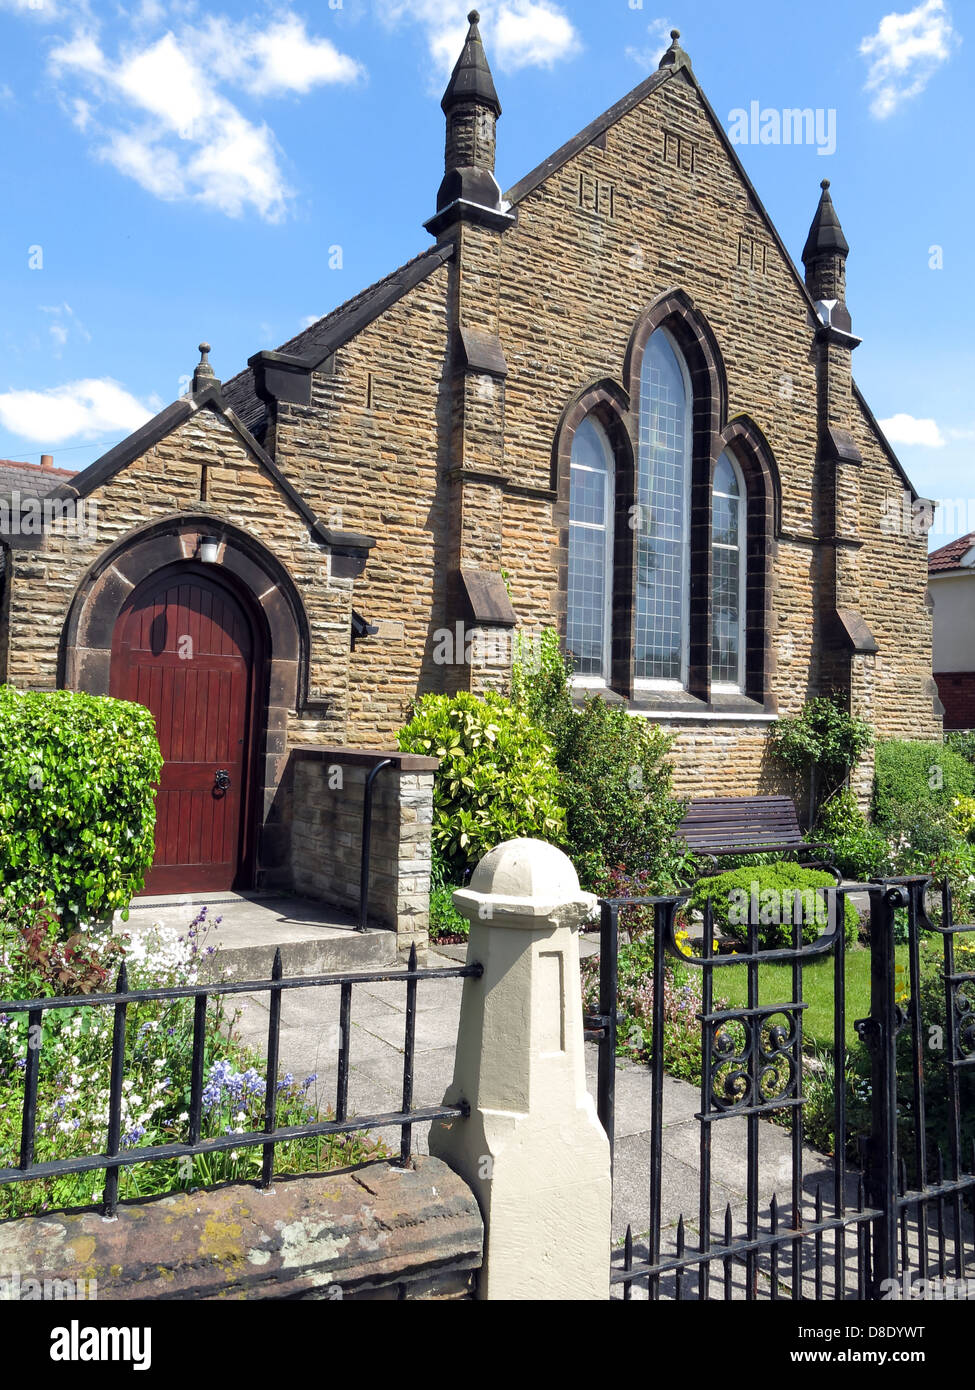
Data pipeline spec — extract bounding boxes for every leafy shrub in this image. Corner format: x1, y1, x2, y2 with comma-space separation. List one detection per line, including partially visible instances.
429, 885, 470, 942
687, 862, 859, 949
425, 846, 470, 942
815, 789, 891, 881
946, 730, 975, 768
0, 687, 162, 931
397, 691, 566, 878
509, 629, 691, 893
510, 628, 574, 733
950, 796, 975, 842
768, 696, 874, 807
546, 695, 690, 893
873, 739, 975, 830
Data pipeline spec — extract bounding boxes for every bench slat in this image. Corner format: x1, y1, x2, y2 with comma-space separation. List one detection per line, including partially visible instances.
677, 795, 828, 867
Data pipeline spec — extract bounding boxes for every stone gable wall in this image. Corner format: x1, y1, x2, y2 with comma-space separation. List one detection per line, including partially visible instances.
0, 67, 940, 816
271, 266, 453, 746
2, 407, 351, 727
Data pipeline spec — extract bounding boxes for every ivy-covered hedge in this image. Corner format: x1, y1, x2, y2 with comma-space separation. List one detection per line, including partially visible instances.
0, 687, 162, 930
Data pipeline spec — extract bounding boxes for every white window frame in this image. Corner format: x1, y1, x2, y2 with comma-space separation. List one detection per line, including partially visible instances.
568, 417, 615, 688
633, 327, 693, 693
710, 450, 747, 694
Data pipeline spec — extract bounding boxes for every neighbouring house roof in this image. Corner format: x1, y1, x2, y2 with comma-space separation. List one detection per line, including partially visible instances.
0, 458, 77, 497
929, 532, 975, 573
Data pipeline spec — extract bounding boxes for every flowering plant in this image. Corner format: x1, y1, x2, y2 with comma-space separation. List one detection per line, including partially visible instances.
0, 905, 379, 1218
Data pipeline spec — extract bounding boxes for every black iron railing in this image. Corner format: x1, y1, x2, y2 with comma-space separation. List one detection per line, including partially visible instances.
591, 877, 975, 1300
0, 945, 482, 1218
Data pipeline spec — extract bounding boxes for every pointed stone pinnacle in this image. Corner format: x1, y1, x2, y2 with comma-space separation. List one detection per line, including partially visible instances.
193, 341, 218, 393
659, 27, 692, 72
442, 5, 501, 115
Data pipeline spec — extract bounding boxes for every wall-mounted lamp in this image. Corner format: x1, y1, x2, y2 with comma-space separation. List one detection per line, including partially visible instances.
198, 536, 220, 565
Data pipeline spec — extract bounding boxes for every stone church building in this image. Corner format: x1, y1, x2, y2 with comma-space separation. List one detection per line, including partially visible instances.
0, 16, 939, 907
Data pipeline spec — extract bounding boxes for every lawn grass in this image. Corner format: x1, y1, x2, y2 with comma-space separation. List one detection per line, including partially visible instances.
715, 944, 909, 1051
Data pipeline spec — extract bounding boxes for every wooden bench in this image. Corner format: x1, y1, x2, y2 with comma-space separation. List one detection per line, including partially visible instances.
677, 795, 841, 880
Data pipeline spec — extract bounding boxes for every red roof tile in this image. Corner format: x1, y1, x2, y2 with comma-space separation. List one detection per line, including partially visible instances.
929, 532, 975, 573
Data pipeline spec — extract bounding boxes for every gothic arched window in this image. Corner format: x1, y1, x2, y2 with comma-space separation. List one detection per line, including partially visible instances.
711, 451, 746, 690
566, 415, 615, 682
634, 329, 691, 687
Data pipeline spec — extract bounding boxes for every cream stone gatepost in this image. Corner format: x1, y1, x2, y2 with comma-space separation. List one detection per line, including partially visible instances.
428, 838, 612, 1300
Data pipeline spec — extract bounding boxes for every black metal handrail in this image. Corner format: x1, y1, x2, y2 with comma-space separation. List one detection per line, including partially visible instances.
0, 945, 482, 1218
358, 759, 394, 933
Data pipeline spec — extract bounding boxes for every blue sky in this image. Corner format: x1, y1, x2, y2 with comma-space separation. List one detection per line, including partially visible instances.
0, 0, 971, 545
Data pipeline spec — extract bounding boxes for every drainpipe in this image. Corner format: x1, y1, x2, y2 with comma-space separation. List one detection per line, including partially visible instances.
358, 760, 394, 933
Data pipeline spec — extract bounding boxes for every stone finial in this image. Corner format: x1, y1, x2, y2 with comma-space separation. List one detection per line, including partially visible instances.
429, 838, 610, 1300
441, 7, 501, 117
802, 179, 851, 313
192, 341, 219, 394
428, 4, 512, 235
802, 179, 850, 264
658, 27, 692, 72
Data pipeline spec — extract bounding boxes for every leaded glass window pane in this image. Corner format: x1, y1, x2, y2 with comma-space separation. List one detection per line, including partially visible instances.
711, 450, 745, 687
635, 331, 689, 682
567, 417, 613, 679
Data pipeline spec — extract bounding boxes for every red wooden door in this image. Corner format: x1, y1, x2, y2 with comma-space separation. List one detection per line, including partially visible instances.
110, 570, 257, 894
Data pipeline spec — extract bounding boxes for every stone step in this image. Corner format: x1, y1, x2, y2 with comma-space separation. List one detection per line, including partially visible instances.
117, 892, 399, 982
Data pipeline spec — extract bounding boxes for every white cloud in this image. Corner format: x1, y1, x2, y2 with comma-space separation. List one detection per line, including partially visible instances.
0, 378, 154, 444
860, 0, 958, 119
626, 17, 675, 70
880, 413, 946, 447
0, 83, 14, 105
379, 0, 580, 81
196, 15, 364, 96
46, 13, 363, 221
39, 302, 91, 356
0, 0, 63, 18
50, 30, 293, 220
300, 314, 321, 329
493, 0, 580, 71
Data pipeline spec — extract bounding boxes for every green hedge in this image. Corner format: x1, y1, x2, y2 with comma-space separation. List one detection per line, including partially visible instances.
873, 739, 975, 829
687, 862, 858, 949
0, 687, 162, 930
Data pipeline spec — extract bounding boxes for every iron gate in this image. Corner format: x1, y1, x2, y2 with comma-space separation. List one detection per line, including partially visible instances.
589, 875, 975, 1300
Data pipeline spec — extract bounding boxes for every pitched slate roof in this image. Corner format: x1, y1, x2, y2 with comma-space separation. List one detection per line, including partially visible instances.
0, 458, 77, 496
929, 532, 975, 573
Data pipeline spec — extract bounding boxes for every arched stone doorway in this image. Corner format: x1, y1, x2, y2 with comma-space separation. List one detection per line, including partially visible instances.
110, 564, 264, 893
61, 516, 309, 893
